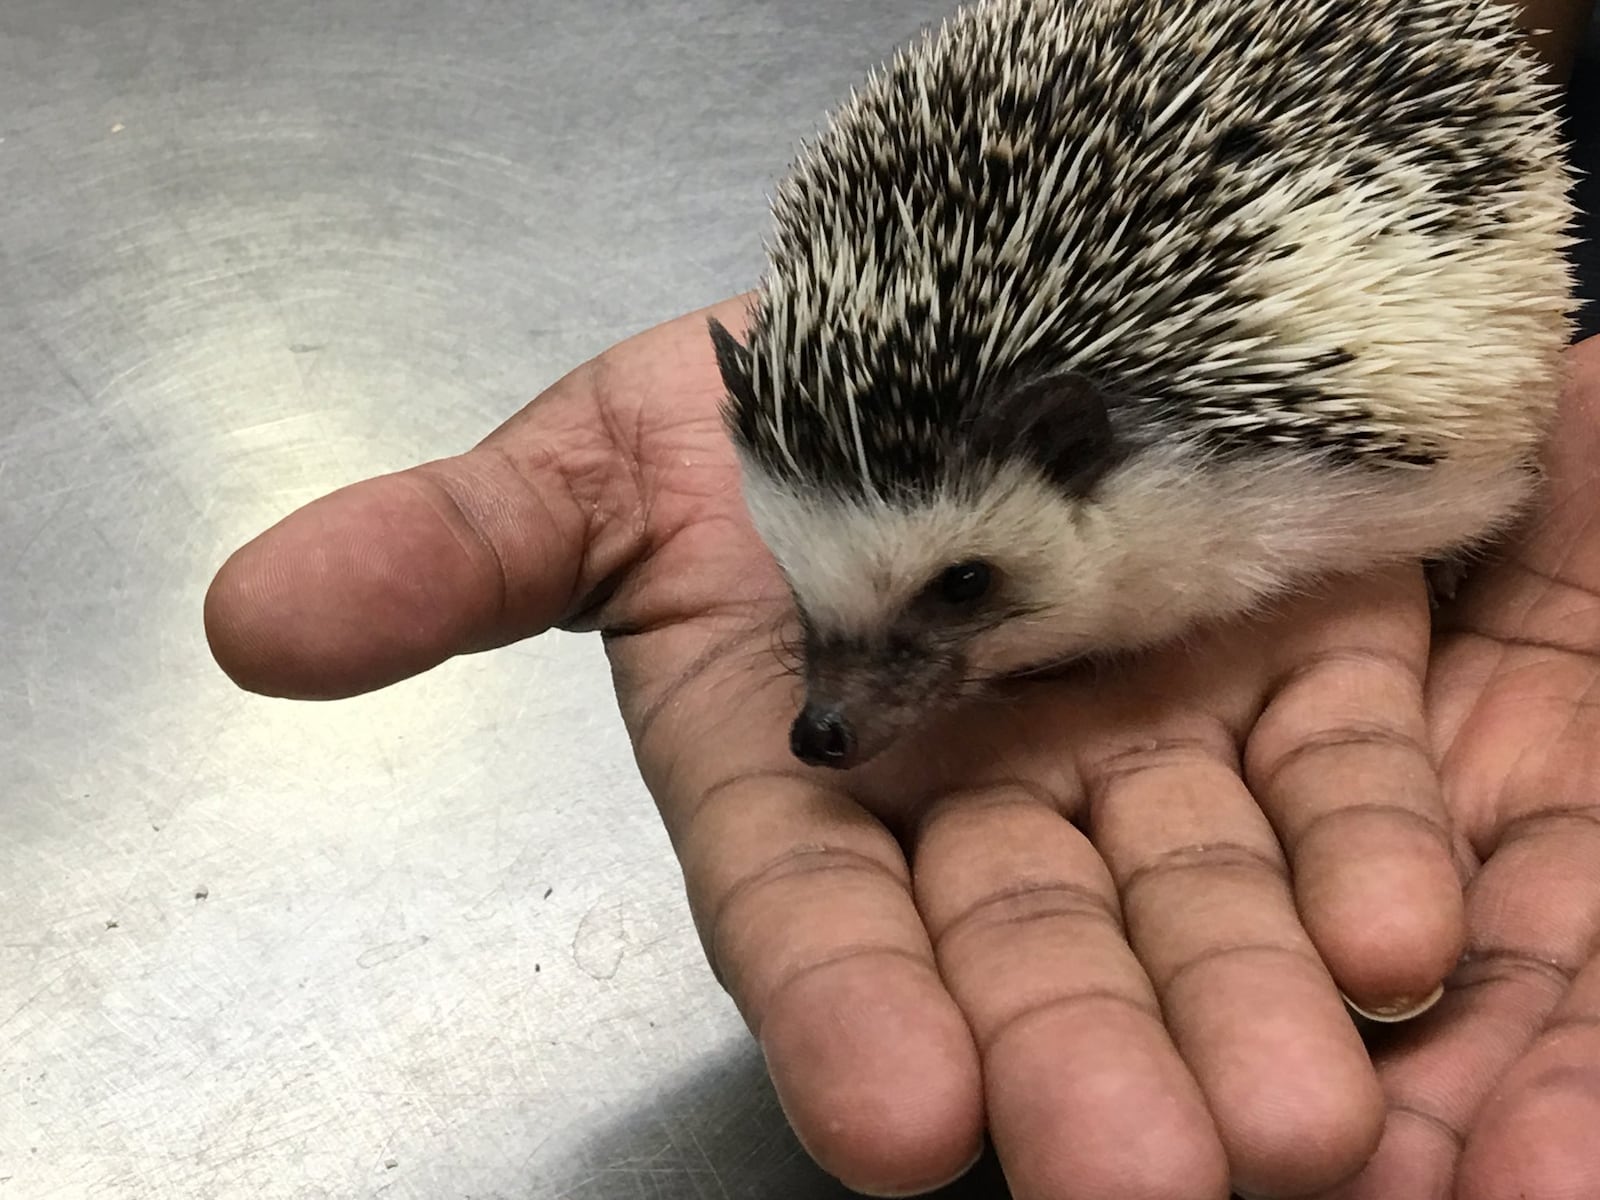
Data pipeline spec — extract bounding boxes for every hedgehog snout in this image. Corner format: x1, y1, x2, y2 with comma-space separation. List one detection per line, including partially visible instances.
789, 629, 970, 770
790, 702, 858, 768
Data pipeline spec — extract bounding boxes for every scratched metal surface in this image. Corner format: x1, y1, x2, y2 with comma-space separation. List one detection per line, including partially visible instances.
4, 2, 1598, 1198
0, 0, 990, 1196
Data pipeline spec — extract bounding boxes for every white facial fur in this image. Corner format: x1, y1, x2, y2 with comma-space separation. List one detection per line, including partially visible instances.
740, 441, 1540, 683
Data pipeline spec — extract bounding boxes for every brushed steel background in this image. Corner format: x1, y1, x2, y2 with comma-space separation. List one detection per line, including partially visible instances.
2, 2, 1594, 1197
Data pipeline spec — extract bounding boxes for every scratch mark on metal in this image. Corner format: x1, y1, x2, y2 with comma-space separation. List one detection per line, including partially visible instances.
356, 934, 430, 969
689, 1126, 732, 1200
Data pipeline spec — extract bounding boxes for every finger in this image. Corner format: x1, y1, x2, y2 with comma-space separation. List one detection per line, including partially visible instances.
1246, 569, 1467, 1015
1084, 713, 1385, 1198
692, 777, 983, 1198
1331, 810, 1600, 1199
204, 300, 747, 700
205, 442, 609, 697
913, 788, 1230, 1200
611, 625, 984, 1197
1456, 951, 1600, 1200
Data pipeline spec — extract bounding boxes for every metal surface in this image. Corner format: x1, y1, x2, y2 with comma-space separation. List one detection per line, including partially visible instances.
4, 2, 1598, 1197
0, 1, 986, 1195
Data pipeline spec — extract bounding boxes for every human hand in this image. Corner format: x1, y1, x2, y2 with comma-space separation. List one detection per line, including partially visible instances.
1325, 334, 1600, 1200
205, 300, 1467, 1199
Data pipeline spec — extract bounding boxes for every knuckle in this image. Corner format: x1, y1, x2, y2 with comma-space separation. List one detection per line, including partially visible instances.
1274, 646, 1419, 696
981, 989, 1163, 1056
917, 780, 1071, 826
930, 879, 1123, 956
1498, 804, 1600, 846
407, 464, 514, 612
1250, 722, 1429, 797
700, 839, 915, 1012
715, 842, 909, 913
1120, 840, 1290, 900
1166, 939, 1318, 991
1159, 939, 1320, 997
1290, 800, 1452, 855
1090, 731, 1240, 788
758, 942, 933, 1024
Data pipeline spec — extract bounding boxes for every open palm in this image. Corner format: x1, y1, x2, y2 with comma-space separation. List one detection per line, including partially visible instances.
1329, 336, 1600, 1200
209, 299, 1472, 1199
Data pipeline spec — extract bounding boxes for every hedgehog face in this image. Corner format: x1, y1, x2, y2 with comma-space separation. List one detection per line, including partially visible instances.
737, 442, 1373, 770
713, 311, 1164, 767
738, 461, 1152, 770
786, 557, 1001, 768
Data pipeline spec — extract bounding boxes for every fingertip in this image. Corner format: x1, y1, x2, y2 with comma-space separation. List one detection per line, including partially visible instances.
203, 452, 600, 699
1223, 1077, 1385, 1199
1297, 823, 1466, 1014
203, 542, 265, 689
759, 954, 985, 1197
1181, 973, 1385, 1197
204, 523, 343, 700
203, 479, 485, 699
987, 1001, 1231, 1200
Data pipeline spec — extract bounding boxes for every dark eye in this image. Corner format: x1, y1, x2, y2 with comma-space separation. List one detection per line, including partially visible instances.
935, 560, 993, 606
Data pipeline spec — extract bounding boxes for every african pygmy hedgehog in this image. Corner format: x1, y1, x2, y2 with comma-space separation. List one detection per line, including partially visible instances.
709, 0, 1576, 769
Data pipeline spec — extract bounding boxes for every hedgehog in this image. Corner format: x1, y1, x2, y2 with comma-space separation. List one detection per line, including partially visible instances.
708, 0, 1576, 770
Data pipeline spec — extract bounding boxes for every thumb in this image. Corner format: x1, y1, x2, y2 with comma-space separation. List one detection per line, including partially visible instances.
203, 360, 640, 700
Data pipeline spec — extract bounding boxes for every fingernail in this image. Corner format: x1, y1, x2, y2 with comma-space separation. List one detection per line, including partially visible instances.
1342, 983, 1445, 1023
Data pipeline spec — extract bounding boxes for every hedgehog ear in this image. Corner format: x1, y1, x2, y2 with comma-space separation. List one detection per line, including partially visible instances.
707, 317, 756, 409
976, 371, 1118, 496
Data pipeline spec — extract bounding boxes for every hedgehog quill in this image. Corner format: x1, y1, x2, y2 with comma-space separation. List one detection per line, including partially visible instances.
710, 0, 1576, 770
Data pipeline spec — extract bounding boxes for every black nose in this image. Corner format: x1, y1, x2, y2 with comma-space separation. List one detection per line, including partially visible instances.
790, 704, 857, 768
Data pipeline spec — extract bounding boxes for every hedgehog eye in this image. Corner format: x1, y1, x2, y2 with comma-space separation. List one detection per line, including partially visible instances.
934, 560, 993, 606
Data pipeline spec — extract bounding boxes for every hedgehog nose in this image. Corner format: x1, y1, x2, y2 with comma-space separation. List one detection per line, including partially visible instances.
790, 704, 857, 768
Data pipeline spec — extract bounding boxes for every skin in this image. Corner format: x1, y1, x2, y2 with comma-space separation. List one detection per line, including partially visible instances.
206, 298, 1600, 1197
1323, 332, 1600, 1200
